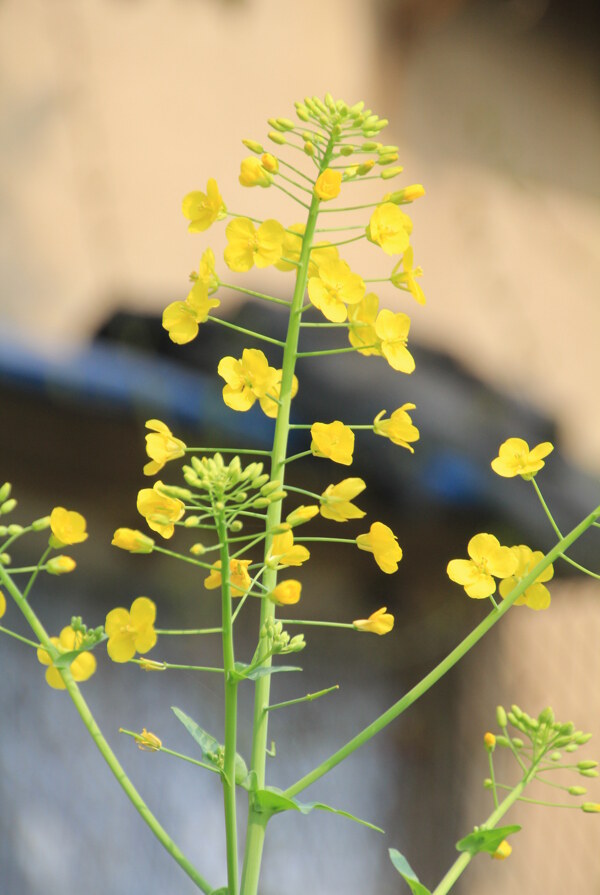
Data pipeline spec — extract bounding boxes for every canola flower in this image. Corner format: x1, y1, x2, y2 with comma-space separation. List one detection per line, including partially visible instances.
204, 560, 253, 597
375, 310, 415, 373
320, 478, 366, 522
366, 203, 412, 255
239, 156, 273, 188
356, 522, 403, 574
447, 533, 517, 599
314, 168, 342, 201
275, 223, 305, 272
49, 507, 88, 548
0, 590, 5, 618
105, 597, 157, 663
310, 421, 355, 466
137, 482, 185, 539
37, 625, 97, 690
182, 179, 226, 232
391, 247, 426, 305
491, 438, 554, 479
224, 218, 285, 272
163, 281, 221, 345
112, 528, 155, 554
268, 580, 302, 606
308, 259, 365, 323
267, 531, 310, 568
373, 405, 419, 452
46, 555, 76, 575
347, 293, 382, 356
498, 545, 554, 610
218, 349, 297, 418
353, 607, 394, 635
144, 419, 187, 476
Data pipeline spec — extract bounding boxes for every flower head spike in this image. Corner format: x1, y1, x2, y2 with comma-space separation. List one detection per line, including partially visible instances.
391, 247, 426, 305
105, 597, 157, 663
308, 259, 365, 323
182, 179, 226, 232
268, 580, 302, 606
491, 438, 554, 479
447, 533, 518, 599
311, 421, 355, 466
224, 218, 284, 272
373, 405, 419, 452
347, 293, 383, 356
498, 545, 554, 610
320, 478, 366, 522
375, 310, 415, 373
353, 607, 394, 635
37, 625, 97, 690
356, 522, 403, 573
366, 203, 412, 255
137, 481, 185, 539
204, 559, 252, 597
144, 419, 186, 476
267, 531, 310, 568
314, 169, 342, 201
112, 528, 155, 554
49, 507, 88, 548
239, 156, 273, 188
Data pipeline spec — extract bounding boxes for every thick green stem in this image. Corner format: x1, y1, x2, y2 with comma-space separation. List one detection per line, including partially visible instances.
283, 506, 599, 799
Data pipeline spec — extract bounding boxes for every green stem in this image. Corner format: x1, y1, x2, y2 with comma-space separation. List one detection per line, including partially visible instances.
186, 447, 271, 456
265, 685, 339, 712
278, 618, 355, 630
153, 546, 213, 570
531, 479, 600, 579
272, 181, 310, 208
488, 751, 499, 809
276, 171, 313, 195
210, 281, 291, 306
0, 566, 212, 893
155, 627, 222, 635
295, 343, 378, 358
283, 507, 599, 799
119, 729, 221, 775
282, 449, 313, 465
0, 625, 40, 648
207, 316, 285, 347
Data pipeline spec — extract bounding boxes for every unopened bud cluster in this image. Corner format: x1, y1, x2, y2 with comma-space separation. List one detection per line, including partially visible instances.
260, 618, 305, 655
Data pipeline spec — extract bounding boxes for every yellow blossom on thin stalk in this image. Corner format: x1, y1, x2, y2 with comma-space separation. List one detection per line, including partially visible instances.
105, 596, 157, 663
239, 156, 273, 188
275, 224, 305, 272
307, 259, 365, 323
320, 478, 366, 522
204, 559, 253, 597
49, 507, 88, 548
258, 368, 299, 419
447, 533, 518, 599
391, 247, 426, 306
353, 607, 394, 635
182, 179, 226, 232
136, 482, 185, 539
373, 405, 419, 452
0, 590, 6, 618
491, 437, 554, 479
217, 349, 297, 418
375, 310, 415, 373
134, 729, 163, 752
310, 421, 355, 466
162, 280, 220, 345
267, 531, 310, 568
224, 218, 285, 272
144, 419, 186, 476
366, 203, 412, 255
268, 580, 302, 606
498, 545, 554, 610
356, 522, 403, 574
111, 528, 155, 554
347, 293, 382, 356
286, 505, 319, 527
314, 168, 342, 201
37, 625, 97, 690
46, 555, 76, 575
307, 242, 340, 279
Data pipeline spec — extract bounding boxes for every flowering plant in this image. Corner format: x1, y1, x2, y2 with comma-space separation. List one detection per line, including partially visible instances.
0, 94, 599, 895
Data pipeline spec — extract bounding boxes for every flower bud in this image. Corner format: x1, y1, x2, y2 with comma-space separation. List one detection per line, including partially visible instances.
261, 153, 279, 173
550, 751, 562, 762
381, 165, 405, 180
569, 786, 587, 796
581, 803, 600, 813
566, 743, 579, 753
184, 516, 201, 527
361, 141, 380, 151
577, 761, 598, 770
253, 498, 270, 509
32, 516, 51, 531
295, 103, 310, 122
46, 555, 76, 575
538, 707, 555, 726
288, 634, 306, 652
112, 528, 155, 553
357, 160, 376, 175
303, 142, 315, 157
230, 521, 243, 533
260, 480, 283, 496
579, 769, 599, 778
268, 580, 301, 606
242, 139, 263, 154
576, 733, 593, 745
483, 778, 493, 789
0, 499, 17, 515
492, 840, 512, 860
339, 145, 355, 156
483, 732, 496, 751
139, 658, 167, 672
378, 153, 399, 165
0, 554, 10, 566
190, 543, 205, 556
496, 706, 508, 727
251, 474, 270, 489
276, 117, 295, 131
268, 131, 287, 146
0, 482, 11, 503
7, 524, 23, 535
512, 738, 524, 749
156, 484, 192, 501
495, 736, 510, 748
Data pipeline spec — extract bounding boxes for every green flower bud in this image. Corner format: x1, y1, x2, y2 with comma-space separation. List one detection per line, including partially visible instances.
156, 484, 192, 501
0, 483, 12, 503
0, 499, 17, 515
581, 802, 600, 813
312, 97, 328, 114
339, 145, 354, 156
566, 743, 579, 753
184, 516, 201, 527
495, 736, 510, 748
260, 480, 283, 496
381, 165, 405, 180
268, 131, 286, 146
190, 543, 205, 556
233, 491, 247, 503
324, 92, 335, 109
577, 761, 598, 770
553, 735, 575, 748
483, 778, 493, 789
242, 139, 263, 154
507, 712, 518, 727
0, 526, 7, 537
267, 491, 287, 503
512, 737, 524, 749
230, 520, 243, 533
576, 733, 593, 745
568, 786, 587, 796
267, 118, 286, 132
288, 634, 306, 652
361, 142, 380, 152
253, 498, 270, 509
496, 706, 508, 728
252, 474, 270, 489
7, 524, 23, 535
214, 501, 225, 512
276, 117, 295, 131
378, 153, 399, 166
349, 101, 365, 115
538, 707, 555, 726
183, 470, 202, 488
295, 103, 310, 122
559, 722, 575, 736
31, 515, 51, 531
550, 751, 562, 762
0, 553, 10, 566
372, 118, 389, 131
579, 769, 599, 778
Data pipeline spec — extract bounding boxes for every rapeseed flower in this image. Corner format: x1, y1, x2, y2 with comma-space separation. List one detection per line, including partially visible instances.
204, 559, 252, 596
391, 247, 426, 305
307, 243, 339, 279
267, 531, 310, 568
375, 310, 415, 373
447, 533, 517, 599
111, 528, 155, 554
137, 482, 185, 539
162, 281, 220, 345
286, 505, 319, 527
224, 218, 285, 272
182, 179, 226, 232
311, 421, 355, 466
491, 438, 554, 479
49, 507, 88, 548
356, 521, 403, 573
268, 580, 302, 605
144, 419, 186, 476
492, 840, 512, 860
46, 555, 76, 575
258, 368, 299, 419
373, 405, 419, 452
347, 293, 382, 356
320, 478, 366, 522
0, 590, 6, 618
275, 224, 305, 272
239, 156, 272, 187
498, 545, 554, 610
353, 607, 394, 635
308, 259, 365, 323
134, 729, 162, 752
218, 349, 286, 415
105, 596, 157, 663
314, 169, 342, 201
366, 203, 412, 255
37, 625, 97, 690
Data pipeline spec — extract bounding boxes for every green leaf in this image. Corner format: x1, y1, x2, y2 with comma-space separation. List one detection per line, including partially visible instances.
51, 640, 106, 669
172, 707, 221, 762
456, 825, 521, 856
233, 662, 302, 681
388, 849, 432, 895
254, 787, 383, 832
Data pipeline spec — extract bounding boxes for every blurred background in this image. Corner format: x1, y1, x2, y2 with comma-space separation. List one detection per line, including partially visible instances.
0, 0, 599, 893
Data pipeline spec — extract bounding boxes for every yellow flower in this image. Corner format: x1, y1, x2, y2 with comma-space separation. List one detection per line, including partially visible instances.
204, 559, 252, 596
491, 438, 554, 479
144, 419, 187, 476
373, 405, 419, 452
112, 528, 155, 554
484, 732, 496, 750
314, 168, 342, 201
311, 421, 355, 466
162, 280, 220, 345
447, 533, 518, 599
37, 625, 97, 690
196, 248, 219, 294
267, 531, 310, 568
347, 293, 383, 356
224, 218, 285, 272
366, 203, 412, 255
356, 521, 403, 574
134, 729, 163, 752
105, 597, 157, 663
498, 545, 554, 610
182, 179, 226, 232
375, 309, 415, 373
492, 840, 512, 860
390, 247, 426, 305
286, 505, 319, 527
275, 224, 305, 272
268, 580, 302, 605
307, 242, 339, 279
137, 482, 185, 539
0, 590, 6, 618
239, 156, 272, 187
353, 606, 394, 635
308, 259, 365, 322
218, 348, 279, 413
258, 368, 299, 419
46, 555, 76, 575
261, 152, 278, 173
320, 478, 366, 522
49, 507, 88, 547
